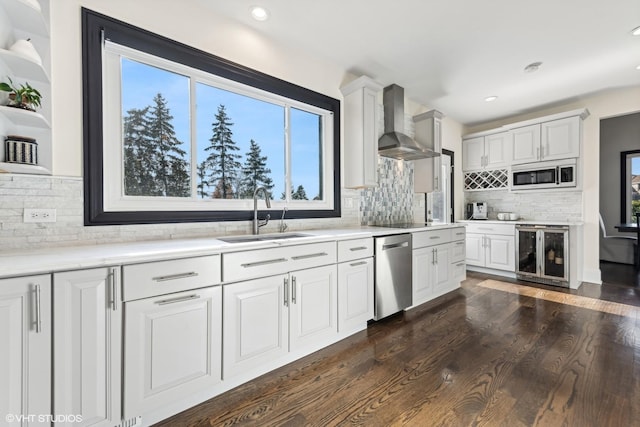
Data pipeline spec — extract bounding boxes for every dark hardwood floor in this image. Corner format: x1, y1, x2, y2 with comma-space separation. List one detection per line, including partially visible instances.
155, 268, 640, 426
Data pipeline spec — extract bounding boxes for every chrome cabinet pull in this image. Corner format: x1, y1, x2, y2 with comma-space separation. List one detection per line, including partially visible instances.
155, 294, 200, 305
291, 252, 327, 260
429, 236, 441, 240
34, 284, 42, 333
456, 262, 465, 267
349, 246, 367, 251
292, 276, 297, 304
241, 258, 287, 268
284, 277, 289, 307
432, 248, 436, 265
350, 261, 367, 267
109, 268, 118, 311
435, 248, 438, 264
152, 272, 198, 282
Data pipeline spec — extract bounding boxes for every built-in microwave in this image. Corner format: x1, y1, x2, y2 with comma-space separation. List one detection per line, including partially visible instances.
511, 159, 577, 190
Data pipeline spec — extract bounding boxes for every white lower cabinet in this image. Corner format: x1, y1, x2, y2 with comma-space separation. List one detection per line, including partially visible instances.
413, 243, 451, 305
223, 264, 337, 380
123, 286, 222, 419
0, 275, 51, 426
337, 257, 374, 334
465, 223, 515, 272
53, 267, 121, 427
412, 227, 465, 307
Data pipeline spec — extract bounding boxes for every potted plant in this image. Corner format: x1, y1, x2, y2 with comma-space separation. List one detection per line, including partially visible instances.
0, 77, 42, 111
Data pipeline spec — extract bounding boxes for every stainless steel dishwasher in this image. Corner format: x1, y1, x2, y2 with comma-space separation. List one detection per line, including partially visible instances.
374, 233, 412, 320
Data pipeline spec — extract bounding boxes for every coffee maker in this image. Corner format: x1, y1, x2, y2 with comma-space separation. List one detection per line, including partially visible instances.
466, 202, 488, 220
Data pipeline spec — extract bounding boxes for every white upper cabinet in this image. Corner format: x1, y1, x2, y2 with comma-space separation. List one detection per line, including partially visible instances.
541, 116, 580, 161
511, 116, 580, 165
462, 131, 511, 171
511, 124, 541, 165
340, 76, 383, 188
413, 110, 443, 193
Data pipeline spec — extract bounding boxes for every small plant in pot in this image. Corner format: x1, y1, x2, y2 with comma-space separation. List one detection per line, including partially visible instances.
0, 77, 42, 111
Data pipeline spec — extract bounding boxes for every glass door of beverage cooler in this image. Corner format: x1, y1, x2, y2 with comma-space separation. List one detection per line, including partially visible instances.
516, 228, 539, 278
541, 228, 569, 281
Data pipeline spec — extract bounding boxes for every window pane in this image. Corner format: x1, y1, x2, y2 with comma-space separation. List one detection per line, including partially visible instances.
290, 107, 323, 201
195, 83, 284, 200
121, 58, 191, 197
632, 156, 640, 221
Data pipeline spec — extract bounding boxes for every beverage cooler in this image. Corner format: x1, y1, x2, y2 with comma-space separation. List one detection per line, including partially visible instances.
515, 225, 569, 287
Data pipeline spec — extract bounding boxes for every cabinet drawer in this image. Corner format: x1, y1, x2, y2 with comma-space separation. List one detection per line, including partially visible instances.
451, 227, 466, 241
337, 237, 373, 262
413, 228, 451, 249
450, 240, 466, 263
465, 222, 515, 236
122, 255, 221, 301
451, 260, 466, 282
223, 241, 337, 283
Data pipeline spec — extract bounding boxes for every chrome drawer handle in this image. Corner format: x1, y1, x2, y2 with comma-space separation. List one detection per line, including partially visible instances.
241, 258, 288, 268
152, 272, 198, 282
34, 284, 42, 333
155, 294, 201, 305
456, 262, 465, 267
109, 268, 118, 311
349, 246, 367, 251
292, 276, 297, 304
350, 261, 367, 267
429, 236, 441, 240
292, 252, 328, 260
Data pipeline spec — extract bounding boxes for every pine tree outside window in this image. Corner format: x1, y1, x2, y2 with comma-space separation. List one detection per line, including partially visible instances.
87, 10, 340, 226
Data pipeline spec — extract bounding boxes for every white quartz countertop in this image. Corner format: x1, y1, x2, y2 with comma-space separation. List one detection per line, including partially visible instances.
0, 223, 464, 278
457, 219, 583, 226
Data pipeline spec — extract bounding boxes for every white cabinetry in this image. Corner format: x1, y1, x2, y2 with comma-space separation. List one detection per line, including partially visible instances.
511, 116, 580, 165
0, 0, 52, 175
465, 222, 515, 272
122, 255, 222, 419
340, 76, 383, 188
462, 132, 511, 172
511, 124, 541, 165
412, 227, 464, 306
53, 267, 121, 427
541, 116, 580, 161
222, 243, 338, 380
0, 274, 51, 426
413, 110, 443, 193
337, 237, 374, 334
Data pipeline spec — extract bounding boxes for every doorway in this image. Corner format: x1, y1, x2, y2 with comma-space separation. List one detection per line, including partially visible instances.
427, 149, 454, 223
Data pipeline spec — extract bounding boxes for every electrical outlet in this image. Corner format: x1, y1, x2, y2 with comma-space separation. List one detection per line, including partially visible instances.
24, 208, 57, 223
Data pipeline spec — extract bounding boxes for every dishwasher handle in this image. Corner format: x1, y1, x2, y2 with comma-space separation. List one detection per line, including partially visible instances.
381, 241, 409, 251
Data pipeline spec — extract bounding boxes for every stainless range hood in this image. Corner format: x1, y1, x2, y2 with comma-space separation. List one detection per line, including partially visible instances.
378, 84, 440, 160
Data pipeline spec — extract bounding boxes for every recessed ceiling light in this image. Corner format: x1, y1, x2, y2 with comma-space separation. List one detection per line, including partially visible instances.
524, 61, 543, 73
632, 26, 640, 36
249, 5, 270, 21
485, 96, 498, 102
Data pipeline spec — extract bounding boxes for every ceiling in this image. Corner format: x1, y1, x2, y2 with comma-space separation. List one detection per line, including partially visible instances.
199, 0, 640, 126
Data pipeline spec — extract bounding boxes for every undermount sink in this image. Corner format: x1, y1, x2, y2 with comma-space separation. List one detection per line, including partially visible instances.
218, 233, 311, 244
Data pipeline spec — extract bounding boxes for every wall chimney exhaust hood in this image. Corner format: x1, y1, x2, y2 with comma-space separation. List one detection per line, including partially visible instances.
378, 84, 440, 161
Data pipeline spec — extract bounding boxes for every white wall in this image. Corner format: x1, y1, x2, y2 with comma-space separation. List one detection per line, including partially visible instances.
50, 0, 347, 176
465, 86, 640, 284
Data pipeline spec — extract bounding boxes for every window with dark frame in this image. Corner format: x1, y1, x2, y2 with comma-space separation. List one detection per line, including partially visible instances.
82, 8, 340, 226
620, 149, 640, 223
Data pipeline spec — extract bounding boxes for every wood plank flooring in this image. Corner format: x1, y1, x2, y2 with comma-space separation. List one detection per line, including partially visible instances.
155, 273, 640, 426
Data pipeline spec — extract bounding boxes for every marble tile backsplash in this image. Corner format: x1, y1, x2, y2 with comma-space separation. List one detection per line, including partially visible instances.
360, 157, 415, 224
0, 174, 361, 251
465, 189, 583, 222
